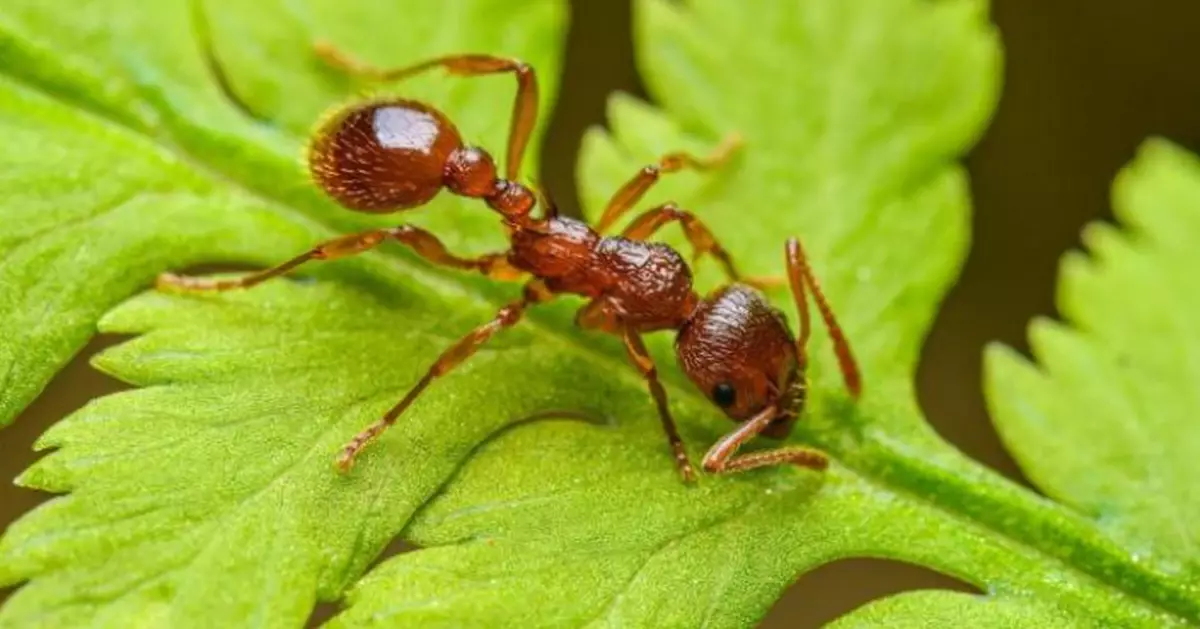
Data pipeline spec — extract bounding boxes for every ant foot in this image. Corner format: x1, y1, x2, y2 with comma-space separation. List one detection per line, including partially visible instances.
679, 464, 698, 484
155, 272, 211, 293
313, 39, 370, 77
155, 272, 182, 291
717, 131, 745, 157
334, 448, 357, 474
155, 272, 244, 293
312, 39, 339, 64
674, 449, 698, 484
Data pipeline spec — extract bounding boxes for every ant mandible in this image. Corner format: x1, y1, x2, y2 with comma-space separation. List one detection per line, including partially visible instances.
157, 44, 862, 483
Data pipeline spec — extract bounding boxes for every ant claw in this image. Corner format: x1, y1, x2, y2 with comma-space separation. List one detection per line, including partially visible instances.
313, 39, 376, 78
675, 450, 699, 483
334, 453, 355, 475
680, 465, 699, 484
155, 272, 207, 293
312, 40, 341, 67
154, 273, 181, 291
721, 131, 746, 153
312, 39, 347, 65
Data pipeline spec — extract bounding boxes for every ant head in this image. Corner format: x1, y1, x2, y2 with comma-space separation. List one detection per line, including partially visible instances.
675, 285, 806, 438
674, 238, 863, 439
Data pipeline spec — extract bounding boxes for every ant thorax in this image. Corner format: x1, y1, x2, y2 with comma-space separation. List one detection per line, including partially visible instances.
509, 216, 698, 331
593, 236, 696, 330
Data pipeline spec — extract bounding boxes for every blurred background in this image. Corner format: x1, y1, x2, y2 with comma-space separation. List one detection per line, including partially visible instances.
4, 1, 1200, 626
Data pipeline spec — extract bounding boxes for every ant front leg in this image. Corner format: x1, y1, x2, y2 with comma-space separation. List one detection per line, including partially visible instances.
624, 329, 698, 483
157, 225, 521, 292
593, 134, 742, 234
577, 298, 697, 483
314, 42, 537, 180
337, 280, 556, 471
702, 406, 829, 476
621, 202, 782, 290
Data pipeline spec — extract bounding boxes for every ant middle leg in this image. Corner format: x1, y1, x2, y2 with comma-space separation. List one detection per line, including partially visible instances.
314, 43, 537, 180
621, 203, 782, 290
593, 133, 742, 234
702, 405, 829, 476
337, 280, 555, 471
157, 225, 521, 292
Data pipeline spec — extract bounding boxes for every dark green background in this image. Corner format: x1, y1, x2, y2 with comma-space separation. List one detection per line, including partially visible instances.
4, 1, 1200, 626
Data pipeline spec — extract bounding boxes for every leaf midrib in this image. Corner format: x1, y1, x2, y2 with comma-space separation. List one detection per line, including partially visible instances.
3, 27, 1197, 626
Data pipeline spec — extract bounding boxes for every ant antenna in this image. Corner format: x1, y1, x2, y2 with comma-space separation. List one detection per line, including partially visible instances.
785, 238, 862, 398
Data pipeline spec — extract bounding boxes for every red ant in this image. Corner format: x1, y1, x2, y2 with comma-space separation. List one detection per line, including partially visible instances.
157, 46, 862, 483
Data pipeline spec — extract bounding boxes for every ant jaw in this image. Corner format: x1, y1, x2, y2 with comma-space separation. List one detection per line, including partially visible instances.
776, 369, 808, 415
757, 374, 806, 441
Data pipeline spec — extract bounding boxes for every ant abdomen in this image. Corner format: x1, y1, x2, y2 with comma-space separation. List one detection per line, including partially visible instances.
308, 99, 496, 212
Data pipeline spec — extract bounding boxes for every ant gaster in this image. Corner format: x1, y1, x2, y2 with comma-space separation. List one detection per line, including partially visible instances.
158, 45, 862, 483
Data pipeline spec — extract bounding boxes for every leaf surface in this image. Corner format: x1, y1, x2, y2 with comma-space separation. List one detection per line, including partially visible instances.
330, 1, 1192, 628
0, 0, 565, 626
986, 139, 1200, 578
828, 591, 1082, 628
2, 0, 1199, 628
0, 0, 562, 429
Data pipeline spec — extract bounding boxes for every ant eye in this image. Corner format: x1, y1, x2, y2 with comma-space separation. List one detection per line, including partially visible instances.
712, 383, 737, 408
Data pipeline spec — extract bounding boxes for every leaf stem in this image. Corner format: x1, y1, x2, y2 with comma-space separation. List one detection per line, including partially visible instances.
830, 419, 1200, 626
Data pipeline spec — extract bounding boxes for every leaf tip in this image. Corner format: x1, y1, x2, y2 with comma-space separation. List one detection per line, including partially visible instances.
982, 340, 1024, 378
14, 455, 71, 494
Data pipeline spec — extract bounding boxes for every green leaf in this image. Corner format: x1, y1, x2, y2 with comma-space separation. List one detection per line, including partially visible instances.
329, 1, 1197, 627
0, 0, 565, 626
3, 1, 1199, 629
0, 0, 564, 429
827, 591, 1083, 628
986, 139, 1200, 576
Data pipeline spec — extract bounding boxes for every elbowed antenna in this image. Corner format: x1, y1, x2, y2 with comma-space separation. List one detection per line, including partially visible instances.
785, 237, 862, 398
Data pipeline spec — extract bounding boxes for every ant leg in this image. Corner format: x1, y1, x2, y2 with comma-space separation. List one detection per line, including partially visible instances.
702, 406, 829, 475
574, 297, 696, 482
314, 43, 536, 180
573, 297, 622, 334
157, 225, 521, 292
620, 202, 781, 290
622, 327, 698, 483
594, 134, 742, 234
785, 238, 861, 397
337, 280, 555, 471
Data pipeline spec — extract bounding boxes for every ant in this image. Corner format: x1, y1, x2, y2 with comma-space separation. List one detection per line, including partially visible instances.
157, 45, 862, 483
